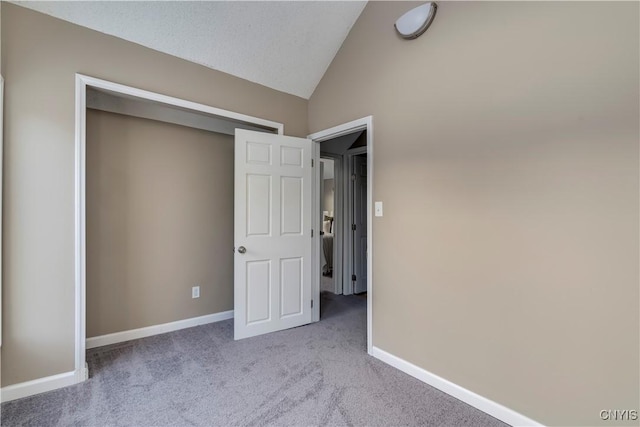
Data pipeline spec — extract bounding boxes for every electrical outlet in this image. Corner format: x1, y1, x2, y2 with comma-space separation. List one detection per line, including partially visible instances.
192, 286, 200, 299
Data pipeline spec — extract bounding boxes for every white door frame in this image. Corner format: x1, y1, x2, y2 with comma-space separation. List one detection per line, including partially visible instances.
344, 146, 368, 295
308, 116, 373, 355
0, 75, 4, 348
319, 153, 343, 295
74, 74, 284, 383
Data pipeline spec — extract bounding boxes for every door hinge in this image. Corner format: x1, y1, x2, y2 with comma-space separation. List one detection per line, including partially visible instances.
311, 159, 314, 167
352, 224, 356, 231
351, 174, 356, 181
311, 300, 314, 308
311, 229, 314, 238
352, 274, 357, 281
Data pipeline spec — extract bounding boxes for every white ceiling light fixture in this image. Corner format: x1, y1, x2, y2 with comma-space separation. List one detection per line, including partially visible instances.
394, 2, 438, 40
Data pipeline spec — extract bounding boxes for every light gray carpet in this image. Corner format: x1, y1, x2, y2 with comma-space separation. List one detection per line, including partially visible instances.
321, 274, 335, 293
1, 293, 507, 427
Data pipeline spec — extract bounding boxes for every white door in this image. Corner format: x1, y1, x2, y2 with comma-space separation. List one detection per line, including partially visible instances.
234, 129, 313, 340
353, 155, 367, 294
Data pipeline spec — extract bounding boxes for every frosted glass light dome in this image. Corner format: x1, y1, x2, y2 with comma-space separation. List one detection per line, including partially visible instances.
394, 2, 438, 39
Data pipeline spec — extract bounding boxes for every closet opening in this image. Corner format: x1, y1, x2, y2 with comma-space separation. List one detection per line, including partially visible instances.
74, 74, 283, 381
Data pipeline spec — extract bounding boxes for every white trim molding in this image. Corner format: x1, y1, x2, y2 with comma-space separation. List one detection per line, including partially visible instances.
308, 117, 370, 142
1, 371, 78, 403
74, 73, 88, 386
77, 74, 284, 134
86, 310, 234, 349
371, 346, 543, 427
0, 75, 4, 348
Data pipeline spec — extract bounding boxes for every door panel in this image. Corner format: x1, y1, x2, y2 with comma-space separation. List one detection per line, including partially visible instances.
246, 260, 271, 324
247, 175, 271, 236
281, 146, 303, 166
235, 129, 313, 340
281, 177, 303, 235
246, 142, 272, 165
280, 257, 303, 317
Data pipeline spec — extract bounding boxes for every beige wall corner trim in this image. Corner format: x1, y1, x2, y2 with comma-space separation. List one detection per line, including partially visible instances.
308, 116, 373, 355
86, 310, 234, 349
0, 371, 78, 403
371, 346, 543, 427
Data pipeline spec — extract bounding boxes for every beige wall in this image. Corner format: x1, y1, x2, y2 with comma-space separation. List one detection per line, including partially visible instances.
309, 2, 639, 426
1, 3, 307, 387
86, 110, 233, 337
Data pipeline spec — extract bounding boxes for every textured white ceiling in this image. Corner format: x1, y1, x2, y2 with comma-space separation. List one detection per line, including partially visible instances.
15, 1, 367, 99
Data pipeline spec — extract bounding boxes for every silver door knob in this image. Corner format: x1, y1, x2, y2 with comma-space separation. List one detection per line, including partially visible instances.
238, 246, 247, 254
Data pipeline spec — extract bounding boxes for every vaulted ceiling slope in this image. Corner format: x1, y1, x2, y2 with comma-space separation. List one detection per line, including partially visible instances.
14, 1, 367, 99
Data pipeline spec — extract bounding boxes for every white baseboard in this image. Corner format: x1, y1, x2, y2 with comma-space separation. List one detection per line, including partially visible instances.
86, 310, 234, 349
371, 346, 542, 427
1, 370, 80, 403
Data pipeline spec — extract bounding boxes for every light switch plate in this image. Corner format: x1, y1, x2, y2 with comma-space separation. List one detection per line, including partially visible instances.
375, 201, 383, 217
